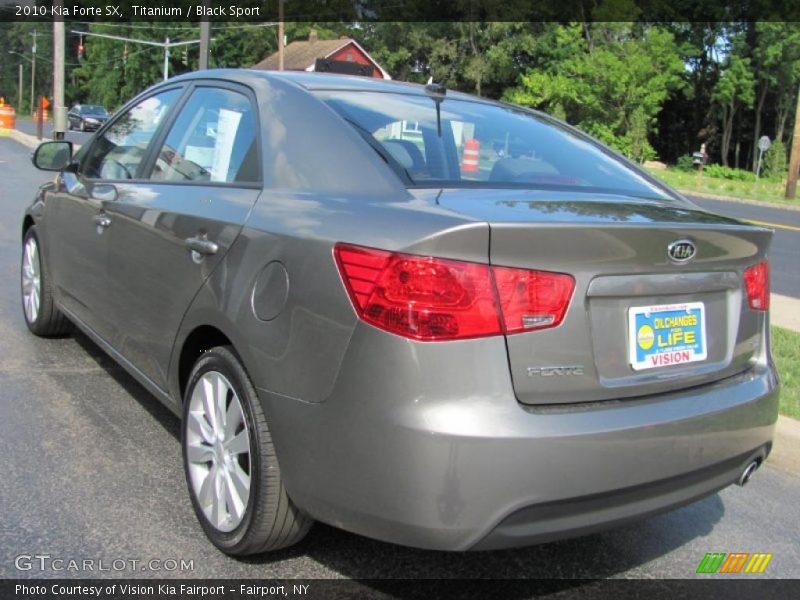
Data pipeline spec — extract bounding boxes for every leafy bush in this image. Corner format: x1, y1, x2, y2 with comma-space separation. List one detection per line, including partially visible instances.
704, 164, 757, 182
763, 140, 787, 179
676, 154, 695, 171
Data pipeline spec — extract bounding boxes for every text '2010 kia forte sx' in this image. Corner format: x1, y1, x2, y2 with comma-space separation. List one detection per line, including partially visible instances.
22, 70, 778, 555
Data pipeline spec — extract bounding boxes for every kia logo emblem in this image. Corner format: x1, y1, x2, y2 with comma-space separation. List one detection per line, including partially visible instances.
668, 240, 696, 263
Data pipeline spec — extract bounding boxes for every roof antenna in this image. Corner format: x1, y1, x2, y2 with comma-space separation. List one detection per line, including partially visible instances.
424, 80, 446, 137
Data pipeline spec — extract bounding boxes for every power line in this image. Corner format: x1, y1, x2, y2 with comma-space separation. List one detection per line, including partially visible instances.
8, 44, 161, 67
69, 45, 161, 67
72, 30, 206, 80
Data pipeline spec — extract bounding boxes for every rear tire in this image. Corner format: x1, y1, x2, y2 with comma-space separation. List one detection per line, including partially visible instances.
182, 346, 311, 555
21, 226, 71, 337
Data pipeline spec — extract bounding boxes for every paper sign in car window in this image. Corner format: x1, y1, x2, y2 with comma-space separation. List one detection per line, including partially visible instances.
210, 109, 243, 182
184, 146, 214, 172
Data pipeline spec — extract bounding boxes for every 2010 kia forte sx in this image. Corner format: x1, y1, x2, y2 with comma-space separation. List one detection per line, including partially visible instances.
22, 70, 778, 555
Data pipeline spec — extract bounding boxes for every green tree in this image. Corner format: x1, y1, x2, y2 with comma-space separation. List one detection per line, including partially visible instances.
712, 50, 755, 166
504, 23, 684, 158
360, 22, 546, 98
72, 23, 196, 109
71, 22, 291, 109
750, 23, 800, 170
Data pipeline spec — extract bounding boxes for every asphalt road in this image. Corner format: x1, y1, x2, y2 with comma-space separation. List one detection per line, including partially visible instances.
686, 196, 800, 298
1, 136, 799, 582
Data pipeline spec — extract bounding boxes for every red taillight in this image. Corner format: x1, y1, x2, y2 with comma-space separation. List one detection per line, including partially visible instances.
493, 266, 575, 333
334, 244, 501, 340
334, 243, 574, 341
744, 260, 769, 311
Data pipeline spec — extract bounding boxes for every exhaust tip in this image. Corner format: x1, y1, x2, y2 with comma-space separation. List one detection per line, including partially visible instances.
737, 460, 760, 487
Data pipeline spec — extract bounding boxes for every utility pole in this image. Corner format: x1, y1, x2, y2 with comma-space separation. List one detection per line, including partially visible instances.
30, 30, 37, 116
53, 4, 66, 140
18, 64, 23, 112
786, 83, 800, 200
199, 21, 210, 69
278, 0, 284, 70
198, 0, 210, 70
164, 37, 170, 81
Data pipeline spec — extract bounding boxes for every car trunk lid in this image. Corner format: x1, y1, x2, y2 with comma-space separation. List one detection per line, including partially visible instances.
434, 188, 772, 405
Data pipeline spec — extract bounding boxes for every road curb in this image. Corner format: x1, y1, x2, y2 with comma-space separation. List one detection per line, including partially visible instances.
680, 188, 800, 212
5, 128, 40, 149
5, 127, 83, 153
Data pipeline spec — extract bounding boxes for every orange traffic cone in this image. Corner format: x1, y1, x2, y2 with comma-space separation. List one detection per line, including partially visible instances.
0, 101, 15, 132
461, 139, 480, 173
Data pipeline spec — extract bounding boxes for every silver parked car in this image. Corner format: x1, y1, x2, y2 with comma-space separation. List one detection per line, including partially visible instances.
23, 70, 778, 555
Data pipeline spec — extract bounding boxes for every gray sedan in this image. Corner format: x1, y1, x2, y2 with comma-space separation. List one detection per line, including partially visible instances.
22, 70, 778, 555
66, 104, 110, 132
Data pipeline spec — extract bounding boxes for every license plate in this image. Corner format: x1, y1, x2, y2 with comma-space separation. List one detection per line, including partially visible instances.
628, 302, 707, 371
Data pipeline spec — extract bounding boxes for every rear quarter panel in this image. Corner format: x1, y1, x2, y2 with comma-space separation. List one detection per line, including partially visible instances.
171, 75, 491, 404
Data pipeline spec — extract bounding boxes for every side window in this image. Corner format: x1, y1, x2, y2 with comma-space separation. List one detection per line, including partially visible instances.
81, 89, 180, 180
150, 87, 259, 184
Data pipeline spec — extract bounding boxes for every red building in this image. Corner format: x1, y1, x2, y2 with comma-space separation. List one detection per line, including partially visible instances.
252, 30, 391, 80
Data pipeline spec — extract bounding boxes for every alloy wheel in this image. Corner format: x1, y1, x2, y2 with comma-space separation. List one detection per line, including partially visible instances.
185, 371, 252, 533
21, 236, 41, 324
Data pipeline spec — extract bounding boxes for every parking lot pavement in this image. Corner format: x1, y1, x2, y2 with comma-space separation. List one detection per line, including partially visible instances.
1, 136, 799, 581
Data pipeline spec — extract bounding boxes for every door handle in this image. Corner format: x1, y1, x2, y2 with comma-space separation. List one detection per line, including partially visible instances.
185, 236, 219, 256
93, 213, 112, 228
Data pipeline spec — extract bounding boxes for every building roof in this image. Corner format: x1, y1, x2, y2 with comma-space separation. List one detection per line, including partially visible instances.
252, 35, 391, 80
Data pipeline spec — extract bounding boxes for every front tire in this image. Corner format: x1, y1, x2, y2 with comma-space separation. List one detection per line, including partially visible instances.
182, 346, 311, 555
21, 226, 71, 336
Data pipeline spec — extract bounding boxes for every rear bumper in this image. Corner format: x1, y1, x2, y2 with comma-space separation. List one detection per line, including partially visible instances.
260, 327, 779, 551
473, 444, 769, 550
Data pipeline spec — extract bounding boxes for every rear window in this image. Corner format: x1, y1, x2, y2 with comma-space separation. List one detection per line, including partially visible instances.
318, 91, 671, 199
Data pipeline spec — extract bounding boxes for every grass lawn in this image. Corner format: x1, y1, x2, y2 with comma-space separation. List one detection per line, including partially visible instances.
646, 167, 797, 206
772, 326, 800, 419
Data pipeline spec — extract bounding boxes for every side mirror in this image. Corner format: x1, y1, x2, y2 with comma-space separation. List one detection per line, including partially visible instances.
32, 141, 73, 172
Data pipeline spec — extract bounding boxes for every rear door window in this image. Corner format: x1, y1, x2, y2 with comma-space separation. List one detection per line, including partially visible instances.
149, 86, 259, 184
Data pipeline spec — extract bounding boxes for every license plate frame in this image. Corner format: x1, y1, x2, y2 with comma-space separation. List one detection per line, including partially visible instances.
628, 302, 707, 371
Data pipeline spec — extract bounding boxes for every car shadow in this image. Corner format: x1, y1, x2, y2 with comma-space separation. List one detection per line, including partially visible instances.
73, 331, 181, 441
72, 330, 726, 588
